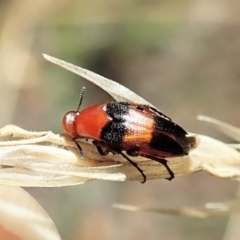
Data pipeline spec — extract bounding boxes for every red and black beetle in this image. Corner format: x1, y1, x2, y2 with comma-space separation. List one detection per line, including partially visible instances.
62, 87, 194, 183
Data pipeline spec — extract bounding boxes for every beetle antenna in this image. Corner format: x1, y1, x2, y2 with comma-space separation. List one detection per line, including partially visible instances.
76, 86, 86, 112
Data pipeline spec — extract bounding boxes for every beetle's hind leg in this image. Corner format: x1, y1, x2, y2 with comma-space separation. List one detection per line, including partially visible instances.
143, 155, 174, 181
156, 158, 174, 181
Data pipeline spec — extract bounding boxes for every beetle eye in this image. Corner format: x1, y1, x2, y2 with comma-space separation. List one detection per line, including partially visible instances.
62, 111, 78, 138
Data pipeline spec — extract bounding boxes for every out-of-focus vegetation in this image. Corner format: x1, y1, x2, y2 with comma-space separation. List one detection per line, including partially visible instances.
0, 1, 240, 240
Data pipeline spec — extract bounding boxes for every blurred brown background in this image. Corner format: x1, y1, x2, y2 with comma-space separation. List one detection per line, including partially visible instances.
0, 1, 240, 240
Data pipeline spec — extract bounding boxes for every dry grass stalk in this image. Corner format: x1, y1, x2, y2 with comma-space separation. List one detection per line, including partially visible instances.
113, 199, 240, 218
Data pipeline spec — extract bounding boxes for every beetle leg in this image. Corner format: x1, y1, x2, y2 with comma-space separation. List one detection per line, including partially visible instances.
155, 158, 174, 181
120, 152, 146, 184
126, 150, 139, 157
92, 140, 117, 156
92, 140, 146, 183
72, 138, 84, 159
96, 145, 111, 156
142, 154, 174, 181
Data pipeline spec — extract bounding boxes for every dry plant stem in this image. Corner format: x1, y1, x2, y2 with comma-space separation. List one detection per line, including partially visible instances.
0, 124, 73, 147
198, 115, 240, 142
0, 124, 240, 186
113, 198, 240, 218
0, 125, 193, 183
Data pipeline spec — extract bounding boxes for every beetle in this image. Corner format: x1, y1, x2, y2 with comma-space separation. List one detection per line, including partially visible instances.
62, 87, 194, 183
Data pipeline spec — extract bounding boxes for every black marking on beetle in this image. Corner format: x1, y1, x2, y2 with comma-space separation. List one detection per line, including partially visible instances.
150, 131, 185, 155
153, 115, 187, 136
105, 102, 130, 121
101, 121, 127, 144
